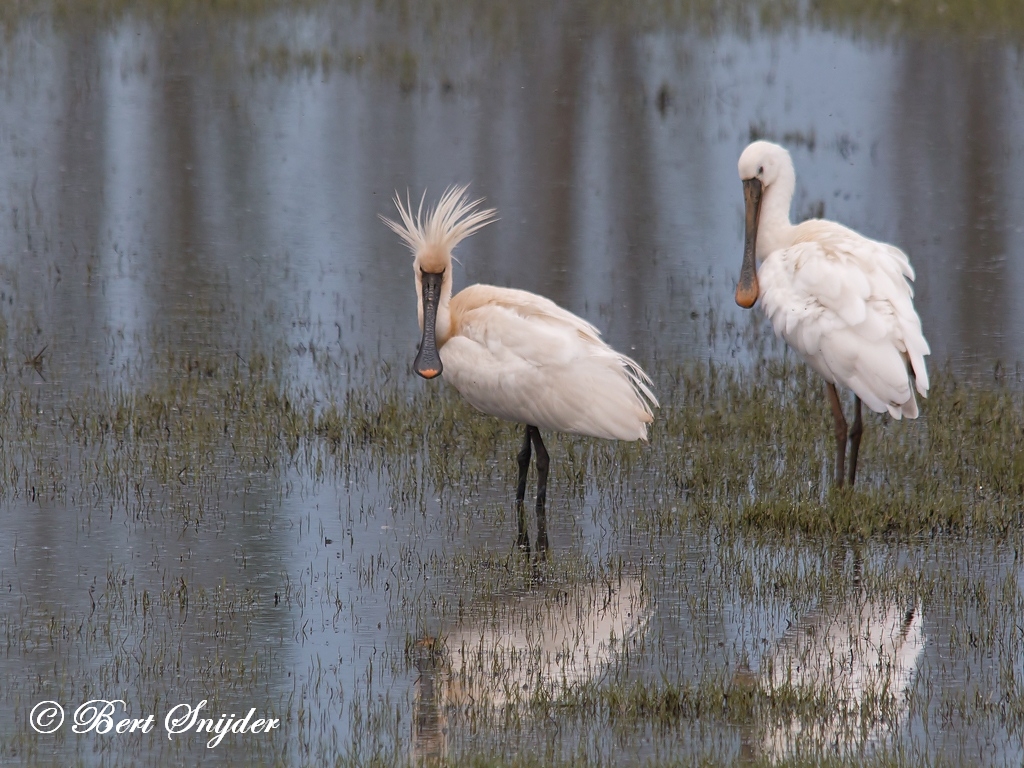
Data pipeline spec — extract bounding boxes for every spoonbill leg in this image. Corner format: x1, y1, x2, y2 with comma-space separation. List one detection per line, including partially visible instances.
515, 425, 533, 554
826, 383, 849, 487
825, 386, 866, 487
513, 425, 551, 557
847, 397, 863, 486
531, 426, 550, 556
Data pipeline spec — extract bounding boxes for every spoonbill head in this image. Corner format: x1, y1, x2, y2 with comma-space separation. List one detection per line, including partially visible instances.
381, 185, 658, 555
734, 141, 930, 486
382, 186, 497, 379
735, 140, 798, 308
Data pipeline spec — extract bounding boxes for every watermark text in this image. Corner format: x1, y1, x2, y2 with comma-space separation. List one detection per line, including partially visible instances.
29, 699, 279, 748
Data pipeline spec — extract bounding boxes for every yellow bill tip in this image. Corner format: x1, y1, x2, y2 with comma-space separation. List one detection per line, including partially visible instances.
735, 283, 759, 309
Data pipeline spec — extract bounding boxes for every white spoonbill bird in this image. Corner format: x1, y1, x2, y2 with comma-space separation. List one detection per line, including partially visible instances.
735, 141, 930, 486
381, 185, 658, 554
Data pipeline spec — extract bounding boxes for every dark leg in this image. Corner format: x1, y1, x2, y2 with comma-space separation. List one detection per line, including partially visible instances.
825, 383, 848, 487
529, 426, 550, 557
847, 396, 863, 486
515, 424, 532, 554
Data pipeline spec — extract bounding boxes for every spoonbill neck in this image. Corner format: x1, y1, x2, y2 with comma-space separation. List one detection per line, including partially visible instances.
756, 177, 796, 260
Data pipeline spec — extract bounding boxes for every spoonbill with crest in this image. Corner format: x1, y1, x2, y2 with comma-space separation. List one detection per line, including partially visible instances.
381, 185, 658, 554
734, 141, 930, 486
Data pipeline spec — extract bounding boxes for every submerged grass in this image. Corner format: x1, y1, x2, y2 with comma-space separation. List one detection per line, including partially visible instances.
651, 356, 1024, 539
3, 346, 1023, 538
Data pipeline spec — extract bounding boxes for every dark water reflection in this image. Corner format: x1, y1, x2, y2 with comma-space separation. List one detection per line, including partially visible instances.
1, 3, 1024, 766
2, 7, 1023, 388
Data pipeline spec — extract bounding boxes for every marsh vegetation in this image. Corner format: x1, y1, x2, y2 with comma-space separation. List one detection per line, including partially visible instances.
1, 323, 1023, 765
1, 0, 1023, 765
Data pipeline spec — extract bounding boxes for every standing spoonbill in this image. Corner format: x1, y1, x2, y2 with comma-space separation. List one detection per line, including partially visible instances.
381, 185, 658, 554
734, 141, 930, 486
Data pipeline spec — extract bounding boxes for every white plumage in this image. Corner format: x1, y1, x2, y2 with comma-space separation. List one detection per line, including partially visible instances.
381, 185, 658, 551
758, 221, 929, 419
440, 284, 655, 440
735, 141, 930, 485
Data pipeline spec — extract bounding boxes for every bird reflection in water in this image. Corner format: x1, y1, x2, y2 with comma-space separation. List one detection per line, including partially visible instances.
410, 576, 648, 762
746, 592, 924, 761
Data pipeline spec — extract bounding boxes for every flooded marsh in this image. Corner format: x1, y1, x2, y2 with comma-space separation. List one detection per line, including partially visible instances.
2, 340, 1024, 766
2, 1, 1024, 766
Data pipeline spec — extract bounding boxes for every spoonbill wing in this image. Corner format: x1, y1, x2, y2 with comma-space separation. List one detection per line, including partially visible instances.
758, 223, 930, 419
440, 285, 656, 441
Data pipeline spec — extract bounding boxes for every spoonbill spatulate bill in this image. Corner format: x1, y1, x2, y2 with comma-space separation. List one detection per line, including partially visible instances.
381, 185, 658, 555
735, 141, 930, 486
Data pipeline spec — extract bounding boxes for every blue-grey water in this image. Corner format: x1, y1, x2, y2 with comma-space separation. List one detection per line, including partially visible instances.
1, 4, 1023, 766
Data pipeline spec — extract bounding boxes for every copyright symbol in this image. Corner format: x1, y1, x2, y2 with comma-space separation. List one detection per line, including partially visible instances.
30, 701, 64, 734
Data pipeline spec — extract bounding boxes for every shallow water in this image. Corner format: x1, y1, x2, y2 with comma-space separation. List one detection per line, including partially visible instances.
2, 2, 1024, 766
